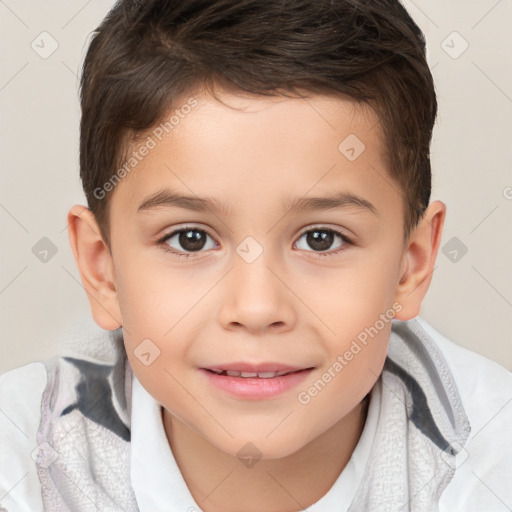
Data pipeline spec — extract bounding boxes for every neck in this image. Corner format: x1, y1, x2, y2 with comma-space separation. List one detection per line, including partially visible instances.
162, 395, 370, 512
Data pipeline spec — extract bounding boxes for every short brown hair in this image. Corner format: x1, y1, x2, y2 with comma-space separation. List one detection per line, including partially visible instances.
79, 0, 437, 249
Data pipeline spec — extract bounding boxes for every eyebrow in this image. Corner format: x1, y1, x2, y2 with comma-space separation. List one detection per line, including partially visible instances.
136, 188, 378, 217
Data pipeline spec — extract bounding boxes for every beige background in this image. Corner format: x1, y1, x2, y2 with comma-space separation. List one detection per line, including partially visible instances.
1, 0, 511, 373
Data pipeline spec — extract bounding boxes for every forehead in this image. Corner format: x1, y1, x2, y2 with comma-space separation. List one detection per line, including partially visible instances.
109, 86, 398, 225
160, 86, 380, 150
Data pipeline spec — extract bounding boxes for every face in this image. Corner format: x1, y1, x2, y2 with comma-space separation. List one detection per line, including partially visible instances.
107, 86, 408, 459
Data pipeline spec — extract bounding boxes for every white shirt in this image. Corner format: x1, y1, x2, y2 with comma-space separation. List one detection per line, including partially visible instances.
1, 316, 511, 511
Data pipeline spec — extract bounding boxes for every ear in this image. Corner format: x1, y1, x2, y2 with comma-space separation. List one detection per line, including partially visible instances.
393, 200, 446, 321
67, 204, 122, 330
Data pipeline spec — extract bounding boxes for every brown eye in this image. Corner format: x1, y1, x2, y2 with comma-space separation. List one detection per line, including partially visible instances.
176, 229, 208, 251
158, 227, 217, 256
295, 228, 352, 255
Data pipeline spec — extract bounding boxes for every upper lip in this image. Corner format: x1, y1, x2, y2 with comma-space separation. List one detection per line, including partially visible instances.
202, 362, 312, 373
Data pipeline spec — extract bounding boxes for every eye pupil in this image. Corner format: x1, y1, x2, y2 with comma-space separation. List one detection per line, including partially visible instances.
307, 230, 334, 251
179, 230, 206, 251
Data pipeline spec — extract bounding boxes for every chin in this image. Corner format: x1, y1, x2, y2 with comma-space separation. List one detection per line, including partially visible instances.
213, 432, 309, 462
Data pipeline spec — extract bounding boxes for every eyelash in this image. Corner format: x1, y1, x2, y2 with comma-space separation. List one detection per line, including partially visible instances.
155, 226, 355, 260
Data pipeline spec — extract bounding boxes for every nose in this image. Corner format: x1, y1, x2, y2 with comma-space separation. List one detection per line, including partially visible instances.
217, 248, 297, 335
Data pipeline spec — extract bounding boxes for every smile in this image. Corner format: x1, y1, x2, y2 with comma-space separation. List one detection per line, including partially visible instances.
200, 367, 314, 399
206, 369, 301, 378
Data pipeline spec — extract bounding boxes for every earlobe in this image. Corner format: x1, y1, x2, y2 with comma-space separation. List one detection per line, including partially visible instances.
393, 201, 446, 321
67, 205, 123, 330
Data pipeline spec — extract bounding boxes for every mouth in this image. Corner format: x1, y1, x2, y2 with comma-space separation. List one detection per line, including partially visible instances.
199, 363, 314, 399
203, 368, 308, 378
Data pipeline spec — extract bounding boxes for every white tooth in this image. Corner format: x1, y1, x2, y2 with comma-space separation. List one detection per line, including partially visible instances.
257, 372, 277, 379
212, 369, 223, 375
226, 370, 241, 377
276, 370, 291, 376
240, 372, 258, 378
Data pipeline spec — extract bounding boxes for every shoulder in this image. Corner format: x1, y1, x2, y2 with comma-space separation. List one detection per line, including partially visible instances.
0, 362, 48, 511
414, 317, 512, 511
415, 316, 512, 416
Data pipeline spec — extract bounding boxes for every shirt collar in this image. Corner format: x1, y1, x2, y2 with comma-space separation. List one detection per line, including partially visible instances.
130, 373, 203, 510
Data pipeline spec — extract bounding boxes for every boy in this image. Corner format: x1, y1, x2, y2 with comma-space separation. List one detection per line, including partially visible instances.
1, 0, 511, 510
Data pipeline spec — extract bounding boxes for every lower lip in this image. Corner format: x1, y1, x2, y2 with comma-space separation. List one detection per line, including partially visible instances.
200, 368, 313, 400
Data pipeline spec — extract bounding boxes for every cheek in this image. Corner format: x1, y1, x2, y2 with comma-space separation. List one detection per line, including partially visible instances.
308, 255, 401, 336
112, 255, 195, 387
295, 325, 389, 448
302, 247, 399, 389
113, 248, 191, 332
350, 240, 403, 309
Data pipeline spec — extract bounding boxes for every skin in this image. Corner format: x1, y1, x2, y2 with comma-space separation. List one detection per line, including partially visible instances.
68, 84, 445, 512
